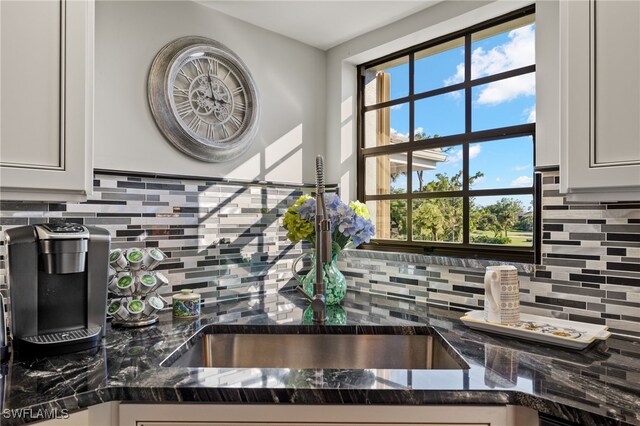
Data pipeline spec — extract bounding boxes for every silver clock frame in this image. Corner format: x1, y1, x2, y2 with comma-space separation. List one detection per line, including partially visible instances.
148, 36, 260, 162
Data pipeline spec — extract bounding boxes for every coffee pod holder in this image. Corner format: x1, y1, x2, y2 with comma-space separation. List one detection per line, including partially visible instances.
107, 248, 169, 328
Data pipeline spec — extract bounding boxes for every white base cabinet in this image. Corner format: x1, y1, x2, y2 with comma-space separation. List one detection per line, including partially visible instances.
30, 402, 538, 426
0, 0, 94, 202
560, 0, 640, 201
118, 403, 538, 426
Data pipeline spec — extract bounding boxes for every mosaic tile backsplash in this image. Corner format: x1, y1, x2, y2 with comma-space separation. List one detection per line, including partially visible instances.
0, 172, 313, 307
1, 170, 639, 339
340, 170, 640, 339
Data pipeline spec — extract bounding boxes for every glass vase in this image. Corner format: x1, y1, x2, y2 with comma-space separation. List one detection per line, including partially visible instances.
292, 251, 346, 305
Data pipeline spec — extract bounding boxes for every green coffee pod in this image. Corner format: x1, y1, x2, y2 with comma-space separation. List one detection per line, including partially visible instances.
116, 273, 134, 296
108, 301, 121, 315
143, 248, 166, 270
118, 276, 133, 287
128, 300, 144, 313
109, 249, 128, 270
127, 249, 143, 263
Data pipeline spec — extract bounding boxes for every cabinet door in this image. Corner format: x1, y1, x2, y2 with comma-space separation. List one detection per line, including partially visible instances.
0, 0, 93, 202
119, 404, 537, 426
560, 0, 640, 200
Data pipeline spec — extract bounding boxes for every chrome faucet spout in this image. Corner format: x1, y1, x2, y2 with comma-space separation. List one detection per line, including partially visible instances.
312, 155, 330, 323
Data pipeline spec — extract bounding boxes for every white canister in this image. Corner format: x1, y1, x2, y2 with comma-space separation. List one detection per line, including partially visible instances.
484, 265, 520, 324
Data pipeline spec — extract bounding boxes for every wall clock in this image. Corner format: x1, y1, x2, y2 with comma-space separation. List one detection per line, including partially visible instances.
148, 36, 260, 162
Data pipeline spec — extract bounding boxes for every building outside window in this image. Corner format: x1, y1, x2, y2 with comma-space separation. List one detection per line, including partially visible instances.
357, 6, 536, 262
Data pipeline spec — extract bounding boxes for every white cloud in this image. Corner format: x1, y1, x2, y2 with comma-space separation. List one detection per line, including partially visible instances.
391, 127, 426, 139
446, 148, 463, 163
477, 74, 535, 105
495, 177, 501, 182
446, 145, 480, 163
514, 163, 531, 171
444, 63, 465, 86
445, 24, 535, 105
390, 128, 408, 138
469, 145, 481, 159
525, 105, 536, 123
390, 104, 404, 111
511, 175, 533, 187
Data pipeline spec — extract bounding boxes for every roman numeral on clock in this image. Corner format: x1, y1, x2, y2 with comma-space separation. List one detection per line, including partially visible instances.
187, 115, 201, 131
206, 123, 215, 140
231, 86, 244, 96
229, 114, 242, 130
207, 59, 218, 76
220, 123, 230, 138
178, 68, 193, 83
192, 59, 204, 75
234, 102, 246, 113
176, 100, 192, 117
173, 86, 189, 97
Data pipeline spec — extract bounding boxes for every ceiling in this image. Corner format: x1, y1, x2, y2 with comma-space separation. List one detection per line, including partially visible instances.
199, 1, 440, 50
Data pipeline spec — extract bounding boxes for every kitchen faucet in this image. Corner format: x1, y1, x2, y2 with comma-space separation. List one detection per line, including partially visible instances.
297, 155, 330, 323
313, 155, 332, 323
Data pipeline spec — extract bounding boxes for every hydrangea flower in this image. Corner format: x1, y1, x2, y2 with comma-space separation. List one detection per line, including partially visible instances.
282, 195, 314, 243
349, 200, 370, 220
282, 193, 376, 254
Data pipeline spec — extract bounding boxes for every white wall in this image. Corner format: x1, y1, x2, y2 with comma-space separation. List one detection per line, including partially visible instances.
325, 0, 536, 201
95, 0, 326, 184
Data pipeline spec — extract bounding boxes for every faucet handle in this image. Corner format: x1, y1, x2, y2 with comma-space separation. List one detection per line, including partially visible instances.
311, 294, 326, 323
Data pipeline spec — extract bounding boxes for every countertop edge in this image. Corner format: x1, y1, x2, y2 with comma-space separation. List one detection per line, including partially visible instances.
3, 385, 631, 426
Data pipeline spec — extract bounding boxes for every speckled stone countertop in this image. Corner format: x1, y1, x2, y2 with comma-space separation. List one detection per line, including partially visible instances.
2, 290, 639, 425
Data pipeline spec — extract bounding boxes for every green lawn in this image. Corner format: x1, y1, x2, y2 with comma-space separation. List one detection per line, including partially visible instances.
470, 229, 533, 247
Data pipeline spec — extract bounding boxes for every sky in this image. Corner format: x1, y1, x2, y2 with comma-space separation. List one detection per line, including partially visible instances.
373, 23, 536, 208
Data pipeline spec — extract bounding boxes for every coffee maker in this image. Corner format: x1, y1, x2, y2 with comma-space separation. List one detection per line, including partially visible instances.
5, 223, 110, 357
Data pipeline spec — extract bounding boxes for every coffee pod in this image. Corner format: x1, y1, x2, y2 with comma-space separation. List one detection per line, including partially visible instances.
137, 273, 157, 295
108, 266, 117, 282
126, 248, 144, 271
143, 248, 166, 271
107, 274, 120, 294
127, 299, 145, 320
116, 273, 134, 296
109, 249, 128, 270
108, 300, 129, 321
172, 289, 201, 318
143, 295, 165, 317
152, 271, 169, 292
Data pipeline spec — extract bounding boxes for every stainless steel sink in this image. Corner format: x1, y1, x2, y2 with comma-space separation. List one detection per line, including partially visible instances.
162, 325, 468, 370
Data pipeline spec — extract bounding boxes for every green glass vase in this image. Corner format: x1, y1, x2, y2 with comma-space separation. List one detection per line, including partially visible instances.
292, 251, 346, 305
302, 304, 347, 325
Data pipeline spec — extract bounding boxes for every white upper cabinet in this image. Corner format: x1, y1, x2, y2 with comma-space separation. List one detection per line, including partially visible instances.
0, 0, 94, 202
535, 0, 560, 168
560, 0, 640, 201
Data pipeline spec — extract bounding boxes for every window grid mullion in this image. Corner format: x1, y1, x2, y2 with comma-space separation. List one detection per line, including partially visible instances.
362, 65, 535, 114
462, 33, 472, 245
407, 51, 415, 242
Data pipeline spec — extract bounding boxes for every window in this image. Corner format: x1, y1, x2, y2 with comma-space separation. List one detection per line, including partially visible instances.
357, 6, 536, 262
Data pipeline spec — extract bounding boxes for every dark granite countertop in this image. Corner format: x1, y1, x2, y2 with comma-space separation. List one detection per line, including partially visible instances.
1, 290, 639, 425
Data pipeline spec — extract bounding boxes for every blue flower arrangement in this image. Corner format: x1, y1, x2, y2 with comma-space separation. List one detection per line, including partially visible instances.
283, 193, 376, 256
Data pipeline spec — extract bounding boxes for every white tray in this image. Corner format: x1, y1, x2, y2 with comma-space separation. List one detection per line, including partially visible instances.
460, 310, 611, 350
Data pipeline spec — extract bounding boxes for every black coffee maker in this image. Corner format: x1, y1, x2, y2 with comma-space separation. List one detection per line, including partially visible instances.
5, 223, 110, 357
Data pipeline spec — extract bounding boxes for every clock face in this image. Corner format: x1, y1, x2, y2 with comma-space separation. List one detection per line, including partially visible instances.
148, 37, 260, 162
169, 51, 249, 143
